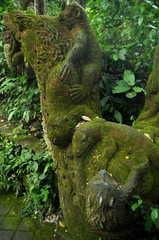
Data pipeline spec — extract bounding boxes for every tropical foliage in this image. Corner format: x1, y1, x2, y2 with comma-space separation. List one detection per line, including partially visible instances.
129, 195, 159, 239
0, 134, 58, 220
86, 0, 159, 124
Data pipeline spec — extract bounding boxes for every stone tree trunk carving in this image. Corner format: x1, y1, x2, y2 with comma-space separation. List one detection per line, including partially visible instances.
3, 3, 159, 239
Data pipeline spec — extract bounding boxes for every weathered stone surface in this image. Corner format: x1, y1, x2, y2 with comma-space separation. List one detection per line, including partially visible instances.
0, 190, 60, 240
0, 216, 21, 231
13, 231, 34, 240
0, 230, 14, 240
135, 45, 159, 146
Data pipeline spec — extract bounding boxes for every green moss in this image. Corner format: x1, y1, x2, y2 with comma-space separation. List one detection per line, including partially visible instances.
0, 190, 17, 205
135, 44, 159, 147
0, 216, 21, 230
146, 44, 159, 94
34, 230, 55, 240
72, 120, 159, 196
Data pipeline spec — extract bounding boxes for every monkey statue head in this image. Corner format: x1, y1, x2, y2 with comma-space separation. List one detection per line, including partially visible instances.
58, 2, 90, 30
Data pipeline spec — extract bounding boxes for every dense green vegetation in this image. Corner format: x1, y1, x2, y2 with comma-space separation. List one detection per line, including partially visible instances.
0, 134, 58, 220
86, 0, 159, 124
0, 0, 159, 237
128, 195, 159, 239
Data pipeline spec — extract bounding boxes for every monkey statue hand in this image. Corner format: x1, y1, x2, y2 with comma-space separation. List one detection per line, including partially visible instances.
61, 60, 73, 82
69, 84, 88, 103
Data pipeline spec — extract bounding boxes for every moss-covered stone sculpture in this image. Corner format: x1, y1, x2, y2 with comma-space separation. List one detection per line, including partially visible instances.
135, 44, 159, 147
3, 2, 159, 239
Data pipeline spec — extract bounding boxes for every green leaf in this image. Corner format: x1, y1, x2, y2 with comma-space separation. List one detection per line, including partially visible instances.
151, 208, 159, 225
1, 78, 14, 87
33, 154, 40, 160
119, 54, 125, 60
100, 97, 109, 107
100, 1, 109, 10
135, 62, 141, 71
99, 81, 105, 90
119, 49, 127, 55
8, 109, 17, 121
20, 98, 27, 104
138, 199, 143, 206
20, 76, 25, 81
119, 49, 127, 60
116, 80, 130, 88
126, 92, 137, 98
131, 203, 139, 211
141, 5, 145, 13
43, 163, 51, 174
114, 110, 122, 123
30, 185, 34, 192
123, 70, 135, 86
24, 152, 32, 160
149, 24, 157, 29
109, 106, 114, 113
132, 195, 142, 199
132, 86, 144, 93
125, 43, 135, 48
138, 16, 144, 25
145, 214, 152, 232
102, 104, 110, 113
23, 110, 30, 123
0, 82, 15, 92
39, 174, 46, 180
41, 190, 49, 202
112, 85, 131, 94
28, 88, 39, 99
33, 162, 38, 172
113, 54, 118, 61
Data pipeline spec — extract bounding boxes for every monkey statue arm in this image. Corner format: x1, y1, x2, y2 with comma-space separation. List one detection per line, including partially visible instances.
61, 28, 87, 82
69, 63, 98, 103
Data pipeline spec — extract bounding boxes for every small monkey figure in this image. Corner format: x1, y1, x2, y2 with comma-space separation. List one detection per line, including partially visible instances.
59, 2, 102, 114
